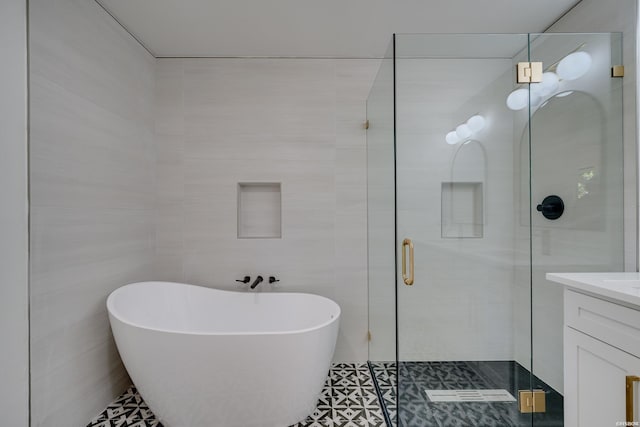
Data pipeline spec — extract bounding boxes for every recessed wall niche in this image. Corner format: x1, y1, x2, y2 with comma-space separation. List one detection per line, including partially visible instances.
237, 183, 282, 239
441, 182, 484, 238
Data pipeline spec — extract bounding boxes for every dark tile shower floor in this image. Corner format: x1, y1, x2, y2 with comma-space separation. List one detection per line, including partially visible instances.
370, 360, 563, 427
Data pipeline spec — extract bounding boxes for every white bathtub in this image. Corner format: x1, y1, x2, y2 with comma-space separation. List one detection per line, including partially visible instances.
107, 281, 340, 427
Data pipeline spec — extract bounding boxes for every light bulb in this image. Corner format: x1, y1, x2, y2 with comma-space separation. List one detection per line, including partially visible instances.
506, 88, 530, 111
556, 51, 592, 81
537, 72, 560, 97
455, 124, 472, 140
446, 131, 461, 145
466, 115, 485, 132
541, 72, 560, 95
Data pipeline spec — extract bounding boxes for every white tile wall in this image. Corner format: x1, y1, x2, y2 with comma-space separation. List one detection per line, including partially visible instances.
0, 1, 29, 426
154, 58, 380, 362
29, 0, 156, 425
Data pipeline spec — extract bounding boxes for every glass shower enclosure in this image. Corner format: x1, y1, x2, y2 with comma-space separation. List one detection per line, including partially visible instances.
367, 33, 624, 426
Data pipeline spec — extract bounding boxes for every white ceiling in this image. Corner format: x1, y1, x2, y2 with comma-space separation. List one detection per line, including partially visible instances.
96, 0, 581, 58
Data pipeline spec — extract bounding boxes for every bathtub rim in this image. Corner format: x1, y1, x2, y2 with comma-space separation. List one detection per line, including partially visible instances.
107, 281, 341, 337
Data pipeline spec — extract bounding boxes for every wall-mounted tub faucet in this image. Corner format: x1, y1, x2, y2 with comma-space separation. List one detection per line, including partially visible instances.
269, 276, 279, 284
236, 276, 250, 284
250, 276, 264, 289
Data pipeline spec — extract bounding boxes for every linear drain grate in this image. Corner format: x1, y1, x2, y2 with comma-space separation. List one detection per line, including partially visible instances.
425, 389, 516, 402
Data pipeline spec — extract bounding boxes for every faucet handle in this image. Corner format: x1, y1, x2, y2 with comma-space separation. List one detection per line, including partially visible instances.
236, 276, 250, 284
250, 275, 264, 289
268, 276, 280, 284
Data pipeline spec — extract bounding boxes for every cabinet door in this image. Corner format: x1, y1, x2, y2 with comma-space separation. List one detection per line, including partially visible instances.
565, 326, 640, 427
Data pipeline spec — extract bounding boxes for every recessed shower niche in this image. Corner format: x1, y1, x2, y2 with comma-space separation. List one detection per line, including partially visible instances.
441, 139, 487, 238
237, 182, 282, 239
441, 181, 484, 238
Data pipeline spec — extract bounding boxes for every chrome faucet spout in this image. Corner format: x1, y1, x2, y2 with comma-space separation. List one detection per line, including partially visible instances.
250, 275, 264, 289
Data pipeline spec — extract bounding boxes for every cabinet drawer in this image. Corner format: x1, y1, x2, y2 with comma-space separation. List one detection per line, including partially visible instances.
565, 289, 640, 356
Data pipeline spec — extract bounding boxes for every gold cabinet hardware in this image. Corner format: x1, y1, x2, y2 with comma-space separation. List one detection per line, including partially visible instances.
627, 376, 640, 422
367, 331, 372, 342
518, 390, 546, 413
612, 65, 625, 78
517, 62, 543, 84
364, 120, 370, 129
402, 238, 414, 286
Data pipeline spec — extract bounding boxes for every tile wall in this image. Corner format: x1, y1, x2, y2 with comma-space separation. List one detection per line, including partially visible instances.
29, 0, 156, 425
0, 1, 29, 426
154, 58, 380, 362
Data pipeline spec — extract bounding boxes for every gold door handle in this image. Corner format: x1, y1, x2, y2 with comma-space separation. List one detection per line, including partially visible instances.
627, 375, 640, 422
402, 238, 414, 286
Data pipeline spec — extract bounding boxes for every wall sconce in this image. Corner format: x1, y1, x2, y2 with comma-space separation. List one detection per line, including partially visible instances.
506, 88, 532, 111
531, 72, 560, 97
556, 51, 592, 81
446, 114, 486, 145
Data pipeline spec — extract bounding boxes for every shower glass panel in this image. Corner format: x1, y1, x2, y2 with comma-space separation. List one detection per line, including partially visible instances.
394, 33, 535, 427
528, 32, 624, 426
366, 32, 624, 427
366, 38, 396, 426
367, 38, 396, 366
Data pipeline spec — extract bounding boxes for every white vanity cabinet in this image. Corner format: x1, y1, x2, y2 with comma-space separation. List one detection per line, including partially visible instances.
563, 289, 640, 427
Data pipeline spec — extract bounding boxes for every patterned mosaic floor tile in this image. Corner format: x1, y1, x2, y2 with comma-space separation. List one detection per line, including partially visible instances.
291, 364, 385, 427
87, 363, 386, 427
369, 360, 564, 427
369, 361, 397, 426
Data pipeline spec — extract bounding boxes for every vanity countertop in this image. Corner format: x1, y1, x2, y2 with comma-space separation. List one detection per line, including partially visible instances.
546, 272, 640, 308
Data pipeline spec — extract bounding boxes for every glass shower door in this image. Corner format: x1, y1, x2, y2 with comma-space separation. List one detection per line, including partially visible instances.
393, 33, 536, 427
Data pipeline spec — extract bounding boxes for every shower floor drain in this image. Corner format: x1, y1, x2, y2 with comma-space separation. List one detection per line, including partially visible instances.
425, 389, 516, 402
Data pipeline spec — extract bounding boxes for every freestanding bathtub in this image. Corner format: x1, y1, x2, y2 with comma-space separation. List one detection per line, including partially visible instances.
107, 281, 340, 427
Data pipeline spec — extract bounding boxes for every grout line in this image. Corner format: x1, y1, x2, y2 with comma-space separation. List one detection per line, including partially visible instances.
25, 0, 32, 425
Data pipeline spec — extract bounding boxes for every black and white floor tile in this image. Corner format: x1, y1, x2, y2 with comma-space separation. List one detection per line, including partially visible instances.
369, 362, 397, 425
86, 386, 161, 427
370, 360, 564, 427
292, 363, 386, 427
87, 363, 386, 427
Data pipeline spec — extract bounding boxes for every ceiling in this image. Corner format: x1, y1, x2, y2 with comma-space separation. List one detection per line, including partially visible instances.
96, 0, 581, 58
